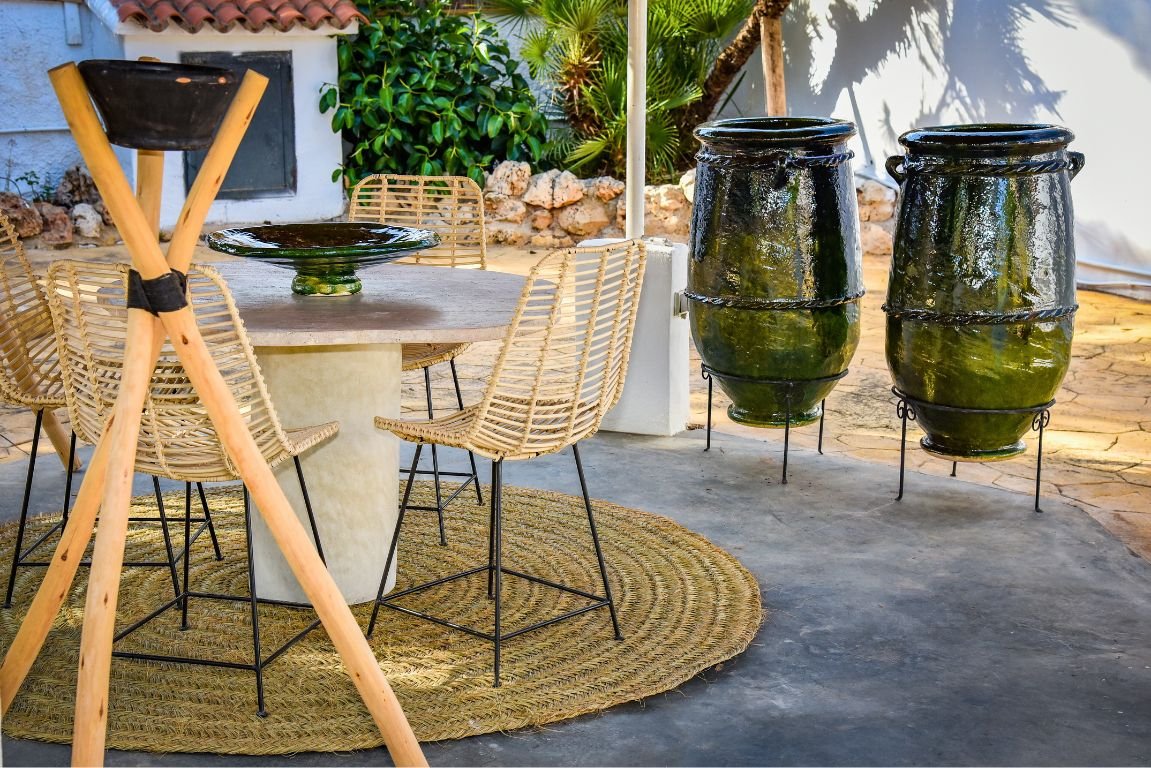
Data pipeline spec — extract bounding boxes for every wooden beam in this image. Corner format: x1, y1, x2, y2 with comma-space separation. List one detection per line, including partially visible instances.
41, 62, 427, 768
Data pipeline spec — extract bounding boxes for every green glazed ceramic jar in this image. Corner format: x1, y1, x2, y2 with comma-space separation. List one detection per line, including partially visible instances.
689, 117, 863, 427
884, 124, 1085, 461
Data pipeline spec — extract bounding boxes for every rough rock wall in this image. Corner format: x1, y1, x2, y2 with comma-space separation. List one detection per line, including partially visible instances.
483, 161, 897, 256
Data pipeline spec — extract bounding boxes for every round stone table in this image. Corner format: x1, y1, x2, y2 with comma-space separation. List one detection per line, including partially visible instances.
212, 260, 525, 604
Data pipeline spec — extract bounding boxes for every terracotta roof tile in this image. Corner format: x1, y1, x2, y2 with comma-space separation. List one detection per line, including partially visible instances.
108, 0, 364, 33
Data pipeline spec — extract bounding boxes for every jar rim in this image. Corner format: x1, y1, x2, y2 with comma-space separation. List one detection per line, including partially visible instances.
695, 117, 856, 146
899, 123, 1074, 155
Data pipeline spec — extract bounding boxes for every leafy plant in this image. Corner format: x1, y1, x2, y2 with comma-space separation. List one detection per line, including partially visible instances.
491, 0, 755, 181
320, 0, 551, 187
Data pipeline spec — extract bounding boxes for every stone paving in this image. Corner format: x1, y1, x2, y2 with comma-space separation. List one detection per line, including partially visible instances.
4, 242, 1149, 559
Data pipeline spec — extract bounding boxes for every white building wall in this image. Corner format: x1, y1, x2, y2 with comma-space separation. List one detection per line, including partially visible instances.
121, 29, 350, 229
0, 1, 124, 192
719, 0, 1151, 299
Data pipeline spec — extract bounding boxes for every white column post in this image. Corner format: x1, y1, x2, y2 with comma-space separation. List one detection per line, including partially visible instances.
625, 0, 647, 239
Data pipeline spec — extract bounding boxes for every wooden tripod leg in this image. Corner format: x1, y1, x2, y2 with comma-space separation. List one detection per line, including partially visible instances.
0, 430, 107, 712
71, 310, 159, 766
0, 321, 165, 716
49, 62, 426, 767
161, 312, 429, 766
42, 409, 81, 472
136, 149, 164, 235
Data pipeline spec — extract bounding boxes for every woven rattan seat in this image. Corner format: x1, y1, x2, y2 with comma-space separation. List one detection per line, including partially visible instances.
370, 240, 647, 685
348, 173, 489, 536
0, 215, 230, 609
400, 342, 467, 371
44, 258, 336, 716
0, 212, 79, 607
46, 261, 338, 482
0, 213, 66, 412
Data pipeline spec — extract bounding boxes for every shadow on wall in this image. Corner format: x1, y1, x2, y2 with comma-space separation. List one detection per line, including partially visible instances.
1077, 0, 1151, 81
782, 0, 1072, 145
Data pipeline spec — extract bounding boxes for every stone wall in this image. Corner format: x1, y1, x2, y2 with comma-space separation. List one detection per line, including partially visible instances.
2, 160, 898, 256
483, 160, 897, 256
0, 166, 119, 249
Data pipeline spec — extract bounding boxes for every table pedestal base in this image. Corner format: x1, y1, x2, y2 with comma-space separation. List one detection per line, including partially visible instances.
249, 343, 400, 604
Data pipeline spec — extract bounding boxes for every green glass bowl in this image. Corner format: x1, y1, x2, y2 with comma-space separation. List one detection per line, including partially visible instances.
206, 222, 440, 296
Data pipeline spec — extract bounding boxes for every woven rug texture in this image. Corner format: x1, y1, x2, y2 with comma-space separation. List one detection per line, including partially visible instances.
0, 482, 763, 754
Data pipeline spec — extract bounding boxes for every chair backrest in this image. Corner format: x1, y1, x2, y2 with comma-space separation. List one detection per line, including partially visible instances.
0, 212, 64, 409
347, 174, 486, 268
469, 240, 646, 460
45, 260, 295, 482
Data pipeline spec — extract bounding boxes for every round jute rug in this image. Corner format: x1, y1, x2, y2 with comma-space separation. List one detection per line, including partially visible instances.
0, 483, 763, 754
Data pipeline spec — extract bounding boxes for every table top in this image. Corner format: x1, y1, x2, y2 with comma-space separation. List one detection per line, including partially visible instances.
213, 259, 525, 347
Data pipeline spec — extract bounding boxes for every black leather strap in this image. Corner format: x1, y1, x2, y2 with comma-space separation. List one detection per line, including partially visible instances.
126, 268, 188, 315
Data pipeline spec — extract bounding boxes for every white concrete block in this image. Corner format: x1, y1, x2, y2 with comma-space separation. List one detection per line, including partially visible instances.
585, 237, 690, 437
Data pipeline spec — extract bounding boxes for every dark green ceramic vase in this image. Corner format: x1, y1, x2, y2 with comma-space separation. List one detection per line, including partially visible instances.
884, 124, 1085, 461
689, 117, 863, 427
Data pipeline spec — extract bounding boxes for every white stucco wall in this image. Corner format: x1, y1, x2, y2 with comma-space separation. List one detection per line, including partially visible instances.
719, 0, 1151, 299
0, 1, 124, 193
120, 29, 350, 229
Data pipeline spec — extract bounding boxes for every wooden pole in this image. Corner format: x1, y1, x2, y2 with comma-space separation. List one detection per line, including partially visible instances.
760, 15, 786, 116
136, 150, 164, 235
71, 310, 158, 765
0, 428, 108, 712
43, 62, 427, 767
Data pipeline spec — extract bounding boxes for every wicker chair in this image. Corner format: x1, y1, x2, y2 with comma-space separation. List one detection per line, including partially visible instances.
347, 173, 487, 544
45, 259, 337, 716
0, 214, 220, 608
368, 239, 647, 686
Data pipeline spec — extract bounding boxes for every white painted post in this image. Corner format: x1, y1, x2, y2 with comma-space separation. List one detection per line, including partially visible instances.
586, 237, 690, 436
625, 0, 647, 239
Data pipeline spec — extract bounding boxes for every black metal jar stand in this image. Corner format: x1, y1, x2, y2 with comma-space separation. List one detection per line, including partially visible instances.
701, 364, 848, 484
893, 387, 1054, 512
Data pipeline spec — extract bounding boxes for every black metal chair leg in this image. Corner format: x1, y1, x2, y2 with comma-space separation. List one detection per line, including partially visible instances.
488, 459, 498, 599
181, 483, 192, 630
5, 408, 43, 608
423, 367, 446, 545
367, 444, 422, 638
152, 477, 183, 601
293, 456, 326, 565
241, 487, 268, 717
62, 429, 77, 521
492, 458, 504, 688
450, 359, 484, 506
572, 443, 623, 640
196, 482, 224, 561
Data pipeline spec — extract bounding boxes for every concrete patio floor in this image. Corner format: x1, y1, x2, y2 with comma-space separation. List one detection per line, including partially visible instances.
1, 431, 1150, 765
0, 241, 1148, 764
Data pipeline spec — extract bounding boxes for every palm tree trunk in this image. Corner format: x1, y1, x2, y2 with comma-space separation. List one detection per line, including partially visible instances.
683, 0, 792, 128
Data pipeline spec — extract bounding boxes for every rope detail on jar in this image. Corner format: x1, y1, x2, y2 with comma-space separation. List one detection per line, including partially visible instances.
685, 289, 865, 310
881, 304, 1078, 324
695, 149, 855, 170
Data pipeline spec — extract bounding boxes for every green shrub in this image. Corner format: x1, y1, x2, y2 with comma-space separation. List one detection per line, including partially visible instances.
320, 0, 551, 187
491, 0, 754, 181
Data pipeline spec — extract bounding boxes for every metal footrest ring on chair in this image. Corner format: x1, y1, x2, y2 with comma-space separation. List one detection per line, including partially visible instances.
4, 415, 223, 607
369, 442, 622, 687
397, 360, 484, 545
111, 460, 326, 717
